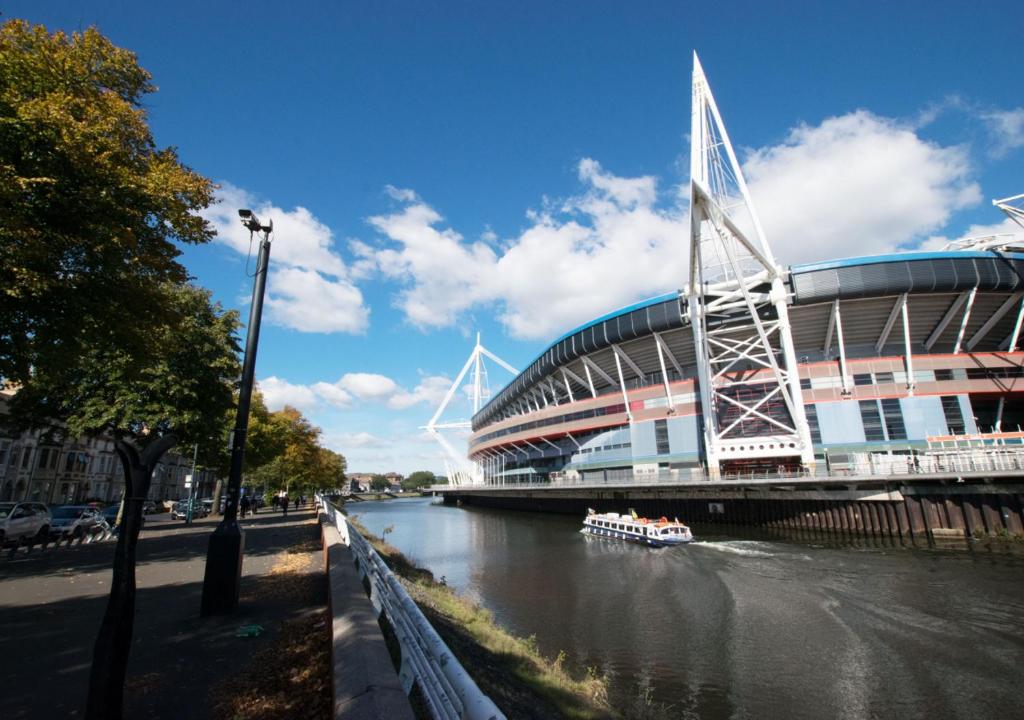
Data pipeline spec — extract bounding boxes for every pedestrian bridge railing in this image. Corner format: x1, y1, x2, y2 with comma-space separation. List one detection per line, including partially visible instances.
317, 496, 505, 720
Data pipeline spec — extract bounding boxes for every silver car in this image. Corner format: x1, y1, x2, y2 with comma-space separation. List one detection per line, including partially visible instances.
49, 505, 104, 539
0, 502, 52, 545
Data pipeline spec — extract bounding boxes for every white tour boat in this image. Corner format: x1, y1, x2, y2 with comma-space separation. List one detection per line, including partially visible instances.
581, 509, 694, 547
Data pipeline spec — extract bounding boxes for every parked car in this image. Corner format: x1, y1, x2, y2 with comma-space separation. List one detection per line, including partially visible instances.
142, 500, 157, 515
49, 505, 105, 538
171, 500, 208, 520
0, 502, 52, 546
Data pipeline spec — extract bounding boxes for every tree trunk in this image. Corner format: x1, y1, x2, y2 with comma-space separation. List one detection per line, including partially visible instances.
85, 435, 176, 720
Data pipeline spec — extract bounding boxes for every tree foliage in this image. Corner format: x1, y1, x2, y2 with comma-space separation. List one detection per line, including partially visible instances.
402, 470, 436, 491
0, 20, 224, 446
244, 404, 347, 496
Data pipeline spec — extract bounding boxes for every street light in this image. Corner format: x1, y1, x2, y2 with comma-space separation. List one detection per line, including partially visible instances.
200, 208, 274, 615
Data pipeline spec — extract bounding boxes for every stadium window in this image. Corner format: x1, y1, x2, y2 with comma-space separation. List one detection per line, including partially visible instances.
804, 404, 822, 445
966, 368, 988, 380
875, 371, 894, 384
800, 378, 812, 390
853, 373, 873, 386
654, 419, 670, 455
859, 400, 885, 442
880, 399, 907, 440
941, 396, 966, 434
934, 369, 954, 381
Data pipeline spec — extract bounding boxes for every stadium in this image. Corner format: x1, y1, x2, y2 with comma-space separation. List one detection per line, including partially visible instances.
434, 56, 1024, 495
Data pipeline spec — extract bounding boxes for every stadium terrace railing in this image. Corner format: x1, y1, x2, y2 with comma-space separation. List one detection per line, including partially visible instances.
317, 496, 505, 720
457, 445, 1024, 491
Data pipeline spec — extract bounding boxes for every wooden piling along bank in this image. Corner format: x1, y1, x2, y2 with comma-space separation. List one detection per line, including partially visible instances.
442, 483, 1024, 547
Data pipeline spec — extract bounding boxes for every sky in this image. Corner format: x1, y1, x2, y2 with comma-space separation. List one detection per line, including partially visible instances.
9, 1, 1023, 473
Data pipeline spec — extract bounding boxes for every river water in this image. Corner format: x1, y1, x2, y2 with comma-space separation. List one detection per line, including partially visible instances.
351, 496, 1024, 719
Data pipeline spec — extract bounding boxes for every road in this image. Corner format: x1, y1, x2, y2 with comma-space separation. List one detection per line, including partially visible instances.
0, 506, 326, 719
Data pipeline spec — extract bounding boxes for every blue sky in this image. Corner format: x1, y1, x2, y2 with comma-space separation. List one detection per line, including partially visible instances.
11, 1, 1023, 473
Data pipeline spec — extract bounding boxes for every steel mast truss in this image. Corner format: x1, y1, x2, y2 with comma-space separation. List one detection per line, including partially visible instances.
687, 53, 814, 478
423, 333, 518, 486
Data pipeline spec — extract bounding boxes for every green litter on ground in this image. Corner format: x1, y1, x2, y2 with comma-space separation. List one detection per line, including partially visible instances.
235, 624, 264, 638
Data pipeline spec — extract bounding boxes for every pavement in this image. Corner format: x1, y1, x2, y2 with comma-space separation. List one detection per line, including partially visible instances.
0, 505, 327, 719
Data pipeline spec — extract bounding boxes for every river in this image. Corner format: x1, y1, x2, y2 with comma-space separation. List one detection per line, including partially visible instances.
350, 496, 1024, 719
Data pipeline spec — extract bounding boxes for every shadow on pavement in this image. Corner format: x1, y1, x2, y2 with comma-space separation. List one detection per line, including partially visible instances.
0, 508, 326, 720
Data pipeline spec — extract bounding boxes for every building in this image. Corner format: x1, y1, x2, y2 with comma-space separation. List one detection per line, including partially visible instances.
468, 252, 1024, 484
463, 57, 1024, 487
0, 391, 218, 504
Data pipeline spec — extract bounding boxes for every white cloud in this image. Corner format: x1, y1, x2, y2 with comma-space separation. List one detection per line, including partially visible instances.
324, 431, 387, 449
359, 114, 982, 340
258, 376, 319, 412
359, 159, 685, 340
337, 373, 400, 401
202, 183, 370, 334
980, 108, 1024, 158
388, 375, 451, 410
743, 110, 981, 264
257, 372, 453, 413
265, 267, 369, 333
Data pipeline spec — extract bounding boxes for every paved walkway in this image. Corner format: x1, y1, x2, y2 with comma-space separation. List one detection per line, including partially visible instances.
0, 506, 327, 719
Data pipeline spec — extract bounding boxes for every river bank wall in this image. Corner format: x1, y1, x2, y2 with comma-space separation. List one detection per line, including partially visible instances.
441, 481, 1024, 547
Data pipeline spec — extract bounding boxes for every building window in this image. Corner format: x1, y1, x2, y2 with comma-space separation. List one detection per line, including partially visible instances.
859, 400, 885, 442
941, 396, 966, 434
804, 404, 822, 445
800, 378, 812, 390
853, 373, 873, 386
21, 447, 31, 469
654, 419, 670, 455
875, 371, 894, 384
880, 399, 907, 440
934, 369, 953, 381
37, 448, 48, 469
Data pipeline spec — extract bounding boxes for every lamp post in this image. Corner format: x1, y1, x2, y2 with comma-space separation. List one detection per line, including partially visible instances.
201, 209, 273, 615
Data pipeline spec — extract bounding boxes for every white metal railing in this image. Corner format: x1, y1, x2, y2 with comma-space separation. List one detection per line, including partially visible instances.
430, 445, 1024, 493
318, 496, 505, 720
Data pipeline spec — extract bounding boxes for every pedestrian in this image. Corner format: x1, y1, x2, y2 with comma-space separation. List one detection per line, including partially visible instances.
240, 494, 250, 518
252, 495, 259, 515
281, 492, 289, 515
293, 496, 299, 510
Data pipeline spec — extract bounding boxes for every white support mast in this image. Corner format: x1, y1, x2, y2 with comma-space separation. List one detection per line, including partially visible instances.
423, 334, 518, 486
687, 53, 814, 478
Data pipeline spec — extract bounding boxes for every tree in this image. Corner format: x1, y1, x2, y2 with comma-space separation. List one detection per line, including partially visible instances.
243, 404, 347, 497
370, 474, 390, 491
0, 22, 236, 720
402, 470, 436, 491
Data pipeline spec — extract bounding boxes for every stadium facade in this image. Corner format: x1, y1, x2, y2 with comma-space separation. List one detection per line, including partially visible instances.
459, 54, 1024, 488
468, 250, 1024, 484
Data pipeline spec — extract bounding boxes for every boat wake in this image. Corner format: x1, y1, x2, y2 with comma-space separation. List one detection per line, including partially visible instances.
693, 540, 775, 558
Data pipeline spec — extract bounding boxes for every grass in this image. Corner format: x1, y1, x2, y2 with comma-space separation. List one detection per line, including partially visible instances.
347, 515, 614, 719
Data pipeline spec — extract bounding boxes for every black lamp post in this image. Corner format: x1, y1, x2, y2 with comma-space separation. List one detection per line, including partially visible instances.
200, 209, 272, 615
